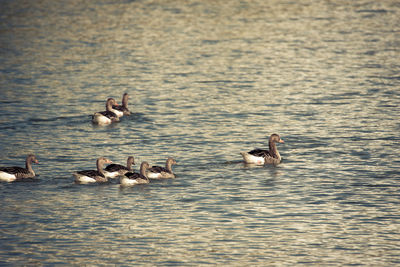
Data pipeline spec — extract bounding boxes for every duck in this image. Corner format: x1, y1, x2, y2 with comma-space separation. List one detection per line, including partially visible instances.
0, 154, 39, 182
73, 157, 112, 184
113, 93, 131, 116
147, 157, 177, 179
92, 98, 120, 125
104, 156, 135, 178
120, 161, 150, 187
240, 133, 284, 165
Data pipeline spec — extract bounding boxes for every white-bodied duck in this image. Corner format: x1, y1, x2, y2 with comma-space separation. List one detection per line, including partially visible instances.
113, 93, 131, 116
92, 98, 120, 125
147, 157, 177, 179
104, 156, 135, 178
0, 154, 39, 182
240, 134, 284, 165
73, 157, 112, 184
120, 161, 150, 187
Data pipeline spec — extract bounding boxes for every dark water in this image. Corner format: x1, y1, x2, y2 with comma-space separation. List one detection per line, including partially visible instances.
1, 0, 399, 265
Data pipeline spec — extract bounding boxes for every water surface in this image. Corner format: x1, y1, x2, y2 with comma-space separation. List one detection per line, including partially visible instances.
0, 0, 399, 265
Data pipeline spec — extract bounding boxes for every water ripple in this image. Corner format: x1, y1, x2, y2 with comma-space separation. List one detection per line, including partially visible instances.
0, 0, 400, 266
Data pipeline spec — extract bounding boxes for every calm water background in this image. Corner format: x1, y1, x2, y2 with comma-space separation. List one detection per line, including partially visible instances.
0, 0, 399, 265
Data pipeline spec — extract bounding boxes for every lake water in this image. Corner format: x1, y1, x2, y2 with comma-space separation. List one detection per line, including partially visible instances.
0, 0, 399, 265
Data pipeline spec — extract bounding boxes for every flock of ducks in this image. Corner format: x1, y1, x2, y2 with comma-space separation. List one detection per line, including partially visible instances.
73, 156, 177, 186
0, 93, 285, 185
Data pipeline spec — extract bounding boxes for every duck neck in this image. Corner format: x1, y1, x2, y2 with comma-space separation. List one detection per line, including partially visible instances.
106, 101, 113, 111
97, 159, 105, 175
166, 160, 173, 173
122, 95, 128, 108
269, 141, 281, 160
26, 158, 35, 175
140, 165, 148, 180
106, 101, 118, 114
127, 158, 134, 171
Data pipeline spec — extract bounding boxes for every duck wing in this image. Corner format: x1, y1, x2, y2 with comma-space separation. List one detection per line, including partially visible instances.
104, 164, 128, 172
113, 105, 123, 111
98, 111, 117, 119
125, 172, 146, 180
247, 148, 271, 158
0, 166, 30, 175
76, 170, 104, 178
148, 166, 167, 173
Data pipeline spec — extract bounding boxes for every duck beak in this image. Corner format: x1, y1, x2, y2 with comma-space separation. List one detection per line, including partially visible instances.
279, 139, 285, 143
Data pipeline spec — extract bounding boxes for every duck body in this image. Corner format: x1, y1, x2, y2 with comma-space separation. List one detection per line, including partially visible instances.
240, 149, 281, 165
104, 164, 129, 178
0, 155, 39, 182
73, 170, 107, 184
120, 173, 148, 186
0, 167, 35, 182
241, 134, 284, 165
92, 111, 119, 125
92, 98, 120, 125
73, 157, 112, 184
147, 157, 176, 179
104, 156, 135, 178
112, 109, 124, 118
113, 93, 131, 116
120, 162, 150, 187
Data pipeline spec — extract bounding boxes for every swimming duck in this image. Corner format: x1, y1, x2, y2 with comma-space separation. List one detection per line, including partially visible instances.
0, 154, 39, 182
104, 156, 135, 178
240, 134, 284, 165
113, 93, 131, 116
147, 157, 177, 179
92, 98, 120, 125
120, 161, 150, 187
73, 157, 112, 184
